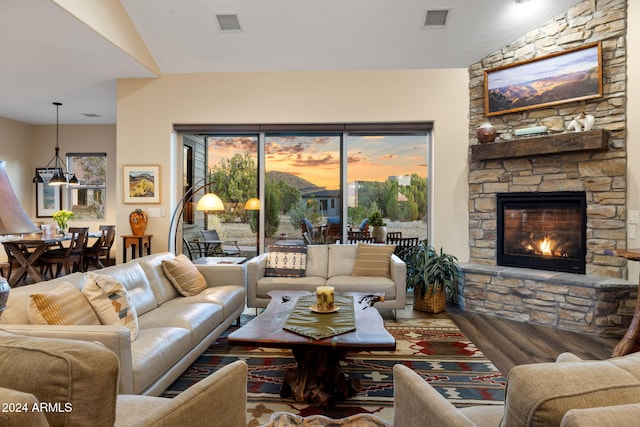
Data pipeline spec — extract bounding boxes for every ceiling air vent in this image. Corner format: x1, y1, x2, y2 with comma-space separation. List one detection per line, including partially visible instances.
216, 14, 242, 32
423, 9, 449, 28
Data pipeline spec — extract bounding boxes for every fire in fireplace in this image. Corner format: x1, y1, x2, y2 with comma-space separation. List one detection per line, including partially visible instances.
496, 192, 586, 274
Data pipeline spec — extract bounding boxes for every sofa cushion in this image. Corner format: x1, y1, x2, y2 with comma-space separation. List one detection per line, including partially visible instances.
306, 245, 329, 278
266, 245, 307, 277
325, 276, 397, 298
500, 351, 640, 427
96, 262, 158, 316
128, 326, 192, 394
327, 244, 358, 277
0, 329, 119, 427
135, 252, 181, 305
140, 302, 224, 346
27, 281, 100, 326
352, 243, 395, 278
161, 254, 208, 296
82, 272, 139, 341
256, 276, 328, 298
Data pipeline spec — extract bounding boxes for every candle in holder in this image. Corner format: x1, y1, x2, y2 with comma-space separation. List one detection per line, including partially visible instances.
316, 286, 335, 312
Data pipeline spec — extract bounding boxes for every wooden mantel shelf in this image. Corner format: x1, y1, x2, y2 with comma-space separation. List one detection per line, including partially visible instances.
470, 129, 609, 162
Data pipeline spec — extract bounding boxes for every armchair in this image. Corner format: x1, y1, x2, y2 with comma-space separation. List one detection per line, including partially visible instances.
0, 329, 247, 427
393, 351, 640, 427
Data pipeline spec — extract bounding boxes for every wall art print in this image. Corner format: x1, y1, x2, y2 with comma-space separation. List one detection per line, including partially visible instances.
484, 42, 602, 116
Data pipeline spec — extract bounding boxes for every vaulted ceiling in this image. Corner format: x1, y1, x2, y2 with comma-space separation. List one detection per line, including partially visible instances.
1, 0, 579, 125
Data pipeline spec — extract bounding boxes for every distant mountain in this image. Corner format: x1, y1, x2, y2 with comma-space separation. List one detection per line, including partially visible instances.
489, 69, 599, 113
267, 171, 324, 193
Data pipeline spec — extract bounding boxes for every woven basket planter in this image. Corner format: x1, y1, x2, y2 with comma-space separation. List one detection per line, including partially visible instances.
413, 288, 447, 313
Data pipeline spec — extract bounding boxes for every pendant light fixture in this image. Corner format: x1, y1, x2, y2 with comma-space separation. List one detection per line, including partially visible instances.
33, 102, 79, 186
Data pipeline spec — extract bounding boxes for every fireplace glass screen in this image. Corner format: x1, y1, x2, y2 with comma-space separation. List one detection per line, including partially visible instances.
497, 192, 586, 274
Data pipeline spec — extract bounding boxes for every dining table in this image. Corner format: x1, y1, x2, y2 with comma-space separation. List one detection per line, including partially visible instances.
3, 231, 101, 287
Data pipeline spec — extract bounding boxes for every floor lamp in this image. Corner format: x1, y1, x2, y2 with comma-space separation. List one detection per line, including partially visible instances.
0, 160, 40, 315
167, 179, 224, 255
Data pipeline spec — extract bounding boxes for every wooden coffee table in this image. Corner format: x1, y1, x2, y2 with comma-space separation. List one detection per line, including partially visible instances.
228, 290, 395, 409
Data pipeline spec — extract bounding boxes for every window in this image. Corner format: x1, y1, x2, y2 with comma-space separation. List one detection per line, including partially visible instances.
176, 123, 430, 253
66, 153, 106, 219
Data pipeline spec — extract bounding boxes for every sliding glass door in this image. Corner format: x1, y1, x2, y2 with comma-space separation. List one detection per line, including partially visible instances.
178, 123, 430, 255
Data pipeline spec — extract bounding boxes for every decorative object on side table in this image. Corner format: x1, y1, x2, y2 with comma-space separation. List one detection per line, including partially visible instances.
476, 122, 497, 143
52, 209, 75, 235
407, 241, 460, 313
0, 277, 9, 317
129, 209, 148, 236
368, 211, 387, 243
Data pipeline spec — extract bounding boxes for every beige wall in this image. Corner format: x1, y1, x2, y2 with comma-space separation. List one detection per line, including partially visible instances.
0, 117, 35, 214
627, 0, 640, 280
28, 124, 117, 231
117, 69, 471, 261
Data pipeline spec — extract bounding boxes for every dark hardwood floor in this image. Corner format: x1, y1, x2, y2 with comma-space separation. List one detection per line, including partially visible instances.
386, 295, 619, 376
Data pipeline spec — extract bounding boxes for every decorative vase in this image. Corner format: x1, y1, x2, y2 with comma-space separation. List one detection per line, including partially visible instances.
0, 277, 9, 317
371, 225, 387, 243
129, 209, 148, 236
57, 223, 67, 236
476, 123, 497, 143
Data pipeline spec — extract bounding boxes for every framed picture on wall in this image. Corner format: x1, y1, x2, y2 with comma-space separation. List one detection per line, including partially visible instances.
123, 165, 161, 204
35, 168, 63, 217
484, 42, 602, 116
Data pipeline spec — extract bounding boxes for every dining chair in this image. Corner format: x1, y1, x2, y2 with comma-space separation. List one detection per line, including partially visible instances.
83, 225, 116, 270
200, 229, 241, 256
40, 227, 89, 278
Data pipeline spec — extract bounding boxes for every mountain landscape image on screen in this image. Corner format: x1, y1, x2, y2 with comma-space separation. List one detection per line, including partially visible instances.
488, 68, 599, 113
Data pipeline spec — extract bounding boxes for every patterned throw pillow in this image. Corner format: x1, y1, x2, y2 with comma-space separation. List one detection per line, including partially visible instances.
82, 272, 139, 341
265, 245, 307, 277
161, 254, 207, 296
28, 282, 100, 326
352, 243, 396, 278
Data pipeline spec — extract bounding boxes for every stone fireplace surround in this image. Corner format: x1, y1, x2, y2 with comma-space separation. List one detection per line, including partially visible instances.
461, 0, 635, 336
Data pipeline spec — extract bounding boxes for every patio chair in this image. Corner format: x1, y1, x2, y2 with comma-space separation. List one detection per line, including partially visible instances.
201, 229, 241, 256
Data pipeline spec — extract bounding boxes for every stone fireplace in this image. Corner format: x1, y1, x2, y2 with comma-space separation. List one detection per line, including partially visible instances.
460, 0, 635, 336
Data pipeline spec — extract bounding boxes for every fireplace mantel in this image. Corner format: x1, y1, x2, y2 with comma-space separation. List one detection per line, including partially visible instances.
470, 129, 609, 162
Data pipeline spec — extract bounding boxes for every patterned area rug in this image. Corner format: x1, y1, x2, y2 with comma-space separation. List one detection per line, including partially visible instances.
162, 316, 505, 426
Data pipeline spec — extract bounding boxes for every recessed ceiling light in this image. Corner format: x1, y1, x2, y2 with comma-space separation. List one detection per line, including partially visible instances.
516, 0, 536, 4
216, 14, 242, 32
82, 113, 102, 118
423, 9, 449, 28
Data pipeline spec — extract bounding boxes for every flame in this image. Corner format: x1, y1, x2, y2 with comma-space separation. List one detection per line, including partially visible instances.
539, 236, 553, 255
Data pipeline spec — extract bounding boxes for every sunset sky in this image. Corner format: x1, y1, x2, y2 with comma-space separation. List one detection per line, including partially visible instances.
208, 135, 427, 190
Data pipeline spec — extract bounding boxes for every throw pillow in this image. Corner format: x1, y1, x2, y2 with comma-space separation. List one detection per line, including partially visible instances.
265, 245, 307, 277
82, 272, 139, 341
352, 243, 395, 278
161, 254, 207, 296
27, 281, 100, 326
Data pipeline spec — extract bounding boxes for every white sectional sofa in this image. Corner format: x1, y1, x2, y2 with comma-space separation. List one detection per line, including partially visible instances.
247, 243, 406, 310
0, 252, 245, 396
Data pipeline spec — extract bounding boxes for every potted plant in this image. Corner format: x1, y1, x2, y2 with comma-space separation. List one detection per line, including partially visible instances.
407, 241, 459, 313
368, 211, 387, 243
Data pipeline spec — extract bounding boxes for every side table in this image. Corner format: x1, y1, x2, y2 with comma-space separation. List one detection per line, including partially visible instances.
121, 234, 153, 263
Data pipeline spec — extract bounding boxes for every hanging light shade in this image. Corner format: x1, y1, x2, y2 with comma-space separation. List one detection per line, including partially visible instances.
196, 193, 224, 212
0, 160, 39, 235
244, 197, 261, 211
33, 102, 80, 186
